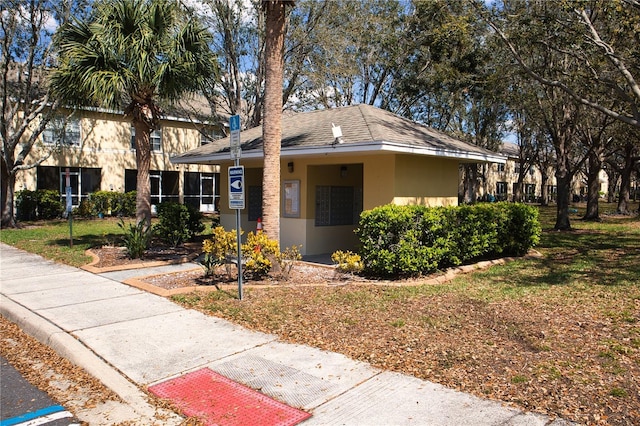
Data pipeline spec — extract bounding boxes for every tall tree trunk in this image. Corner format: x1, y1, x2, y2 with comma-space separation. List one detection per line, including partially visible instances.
1, 159, 17, 228
540, 171, 549, 206
134, 121, 152, 228
583, 152, 602, 221
513, 179, 523, 203
462, 164, 478, 203
605, 167, 618, 203
262, 0, 287, 242
554, 153, 573, 230
617, 143, 635, 215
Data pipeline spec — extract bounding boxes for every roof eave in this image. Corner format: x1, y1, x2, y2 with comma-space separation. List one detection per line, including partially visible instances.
170, 141, 507, 165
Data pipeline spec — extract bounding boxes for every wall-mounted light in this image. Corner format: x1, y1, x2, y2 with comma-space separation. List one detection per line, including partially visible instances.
340, 165, 348, 178
288, 161, 294, 173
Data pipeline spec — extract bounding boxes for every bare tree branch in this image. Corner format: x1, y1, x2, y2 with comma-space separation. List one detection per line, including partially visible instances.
473, 1, 640, 129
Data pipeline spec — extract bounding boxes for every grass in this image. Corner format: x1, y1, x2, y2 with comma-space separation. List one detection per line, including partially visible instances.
0, 217, 126, 267
2, 203, 640, 424
0, 215, 218, 267
164, 202, 640, 425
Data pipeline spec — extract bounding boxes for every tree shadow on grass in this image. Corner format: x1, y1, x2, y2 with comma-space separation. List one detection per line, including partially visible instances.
49, 233, 121, 250
519, 229, 640, 287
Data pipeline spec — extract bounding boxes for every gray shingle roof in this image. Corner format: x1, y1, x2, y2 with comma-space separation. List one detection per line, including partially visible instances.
499, 141, 520, 158
171, 104, 505, 163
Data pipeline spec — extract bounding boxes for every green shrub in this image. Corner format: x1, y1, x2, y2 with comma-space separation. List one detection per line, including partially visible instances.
75, 198, 96, 218
15, 190, 38, 221
152, 202, 205, 248
356, 203, 540, 278
37, 189, 65, 220
90, 191, 114, 216
357, 205, 451, 277
16, 189, 65, 221
185, 203, 205, 235
113, 191, 136, 217
442, 204, 503, 266
497, 203, 541, 255
73, 191, 136, 218
118, 219, 151, 259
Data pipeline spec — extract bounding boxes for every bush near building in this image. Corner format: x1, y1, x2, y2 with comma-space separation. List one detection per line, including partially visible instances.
76, 191, 137, 218
15, 189, 64, 221
356, 202, 541, 278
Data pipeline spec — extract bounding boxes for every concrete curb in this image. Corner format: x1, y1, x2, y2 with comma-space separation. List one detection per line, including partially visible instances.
81, 248, 199, 274
0, 294, 178, 423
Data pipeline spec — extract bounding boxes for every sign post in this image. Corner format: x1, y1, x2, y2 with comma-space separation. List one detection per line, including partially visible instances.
65, 168, 73, 247
228, 115, 244, 299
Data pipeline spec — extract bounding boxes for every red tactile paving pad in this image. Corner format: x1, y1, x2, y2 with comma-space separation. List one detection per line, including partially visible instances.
148, 368, 312, 426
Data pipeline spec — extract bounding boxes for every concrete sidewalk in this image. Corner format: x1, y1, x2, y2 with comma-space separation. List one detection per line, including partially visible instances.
0, 243, 571, 425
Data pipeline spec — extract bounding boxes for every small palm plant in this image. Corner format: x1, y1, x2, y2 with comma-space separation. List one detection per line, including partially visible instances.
118, 219, 152, 259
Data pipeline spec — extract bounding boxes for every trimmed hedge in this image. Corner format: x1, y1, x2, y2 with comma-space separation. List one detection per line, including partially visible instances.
16, 189, 64, 221
356, 202, 540, 278
75, 191, 136, 218
153, 202, 205, 247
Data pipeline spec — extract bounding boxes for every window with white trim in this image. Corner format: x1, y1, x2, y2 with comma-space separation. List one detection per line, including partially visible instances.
496, 182, 507, 201
43, 118, 81, 146
130, 126, 162, 152
200, 126, 225, 146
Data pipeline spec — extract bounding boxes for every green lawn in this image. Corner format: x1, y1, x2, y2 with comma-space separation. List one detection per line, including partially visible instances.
2, 203, 640, 424
168, 203, 640, 425
0, 217, 128, 267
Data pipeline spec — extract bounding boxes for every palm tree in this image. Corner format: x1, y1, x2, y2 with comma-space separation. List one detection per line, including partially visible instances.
49, 0, 218, 228
261, 0, 293, 242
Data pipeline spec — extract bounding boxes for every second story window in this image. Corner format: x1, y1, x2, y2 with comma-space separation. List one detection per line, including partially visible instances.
496, 163, 505, 172
43, 117, 81, 146
200, 126, 225, 146
131, 126, 162, 152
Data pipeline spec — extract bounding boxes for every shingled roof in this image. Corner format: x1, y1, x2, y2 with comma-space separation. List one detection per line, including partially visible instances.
171, 104, 506, 164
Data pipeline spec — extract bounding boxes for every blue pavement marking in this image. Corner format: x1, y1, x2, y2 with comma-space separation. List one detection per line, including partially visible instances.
0, 404, 72, 426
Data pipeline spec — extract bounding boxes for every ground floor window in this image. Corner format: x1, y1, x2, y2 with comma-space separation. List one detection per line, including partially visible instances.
184, 172, 219, 212
37, 166, 101, 206
496, 181, 507, 201
524, 184, 536, 202
125, 169, 179, 206
546, 185, 557, 203
315, 186, 363, 226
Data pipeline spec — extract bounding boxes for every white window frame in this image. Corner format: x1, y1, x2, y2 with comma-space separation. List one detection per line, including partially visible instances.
43, 118, 81, 146
131, 126, 162, 152
200, 126, 225, 146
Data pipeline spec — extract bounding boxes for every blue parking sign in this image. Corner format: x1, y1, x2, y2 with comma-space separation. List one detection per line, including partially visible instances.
229, 115, 240, 132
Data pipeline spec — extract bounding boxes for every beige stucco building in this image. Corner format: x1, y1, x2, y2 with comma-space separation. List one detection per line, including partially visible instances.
18, 107, 221, 212
466, 141, 609, 204
172, 104, 506, 256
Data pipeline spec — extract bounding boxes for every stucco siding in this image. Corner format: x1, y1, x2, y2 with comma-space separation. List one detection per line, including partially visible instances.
362, 155, 395, 209
16, 109, 219, 210
305, 222, 359, 255
393, 155, 459, 205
